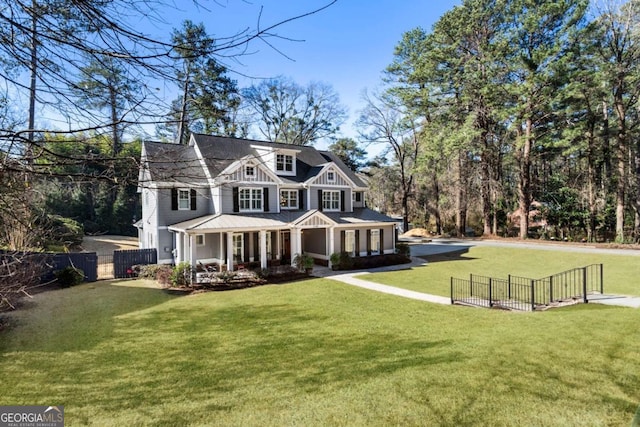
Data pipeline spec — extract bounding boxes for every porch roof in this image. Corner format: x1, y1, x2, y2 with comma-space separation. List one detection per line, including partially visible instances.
168, 211, 310, 233
167, 208, 397, 234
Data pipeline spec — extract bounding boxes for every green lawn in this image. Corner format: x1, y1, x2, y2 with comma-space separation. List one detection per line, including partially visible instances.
361, 246, 640, 297
0, 253, 639, 425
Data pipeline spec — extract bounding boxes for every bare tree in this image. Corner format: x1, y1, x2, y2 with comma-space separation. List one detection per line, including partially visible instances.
357, 90, 421, 232
242, 76, 347, 145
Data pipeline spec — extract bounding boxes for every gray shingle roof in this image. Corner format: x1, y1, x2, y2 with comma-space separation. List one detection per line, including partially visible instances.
141, 141, 208, 185
191, 134, 360, 184
142, 134, 368, 187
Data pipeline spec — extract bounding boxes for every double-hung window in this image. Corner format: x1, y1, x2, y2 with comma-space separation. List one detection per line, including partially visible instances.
322, 190, 340, 211
344, 230, 356, 256
178, 189, 190, 210
370, 229, 380, 255
239, 188, 263, 212
280, 190, 298, 209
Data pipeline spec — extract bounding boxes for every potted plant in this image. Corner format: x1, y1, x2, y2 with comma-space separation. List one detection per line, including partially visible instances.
293, 253, 314, 273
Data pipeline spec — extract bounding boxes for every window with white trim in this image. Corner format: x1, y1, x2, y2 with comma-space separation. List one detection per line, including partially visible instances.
195, 234, 205, 246
233, 233, 244, 262
345, 230, 356, 256
322, 190, 340, 211
178, 189, 190, 210
370, 229, 380, 255
276, 154, 293, 172
327, 171, 335, 182
239, 188, 263, 212
280, 190, 298, 209
245, 165, 255, 180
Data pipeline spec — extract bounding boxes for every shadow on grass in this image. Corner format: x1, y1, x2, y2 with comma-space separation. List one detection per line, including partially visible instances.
114, 303, 465, 398
417, 247, 474, 263
0, 281, 181, 353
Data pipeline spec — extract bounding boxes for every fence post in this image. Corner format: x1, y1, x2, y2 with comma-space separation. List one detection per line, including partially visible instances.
489, 277, 493, 308
470, 273, 473, 297
450, 277, 454, 305
583, 267, 588, 303
549, 275, 553, 303
600, 263, 604, 294
531, 279, 535, 311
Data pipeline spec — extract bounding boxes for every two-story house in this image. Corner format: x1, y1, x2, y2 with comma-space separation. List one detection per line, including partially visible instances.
137, 134, 398, 270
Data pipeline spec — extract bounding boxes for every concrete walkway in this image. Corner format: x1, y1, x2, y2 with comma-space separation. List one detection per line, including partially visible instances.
312, 257, 451, 305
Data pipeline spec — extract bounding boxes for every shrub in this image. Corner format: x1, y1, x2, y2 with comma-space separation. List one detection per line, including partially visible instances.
396, 243, 410, 257
330, 252, 354, 270
293, 253, 314, 272
133, 264, 173, 285
170, 262, 192, 287
54, 266, 85, 288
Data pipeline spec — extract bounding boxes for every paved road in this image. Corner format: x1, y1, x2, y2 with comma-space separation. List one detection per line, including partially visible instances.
406, 237, 640, 258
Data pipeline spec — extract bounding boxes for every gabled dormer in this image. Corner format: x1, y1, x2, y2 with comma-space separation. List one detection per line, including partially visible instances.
306, 163, 355, 188
214, 155, 281, 185
252, 145, 300, 177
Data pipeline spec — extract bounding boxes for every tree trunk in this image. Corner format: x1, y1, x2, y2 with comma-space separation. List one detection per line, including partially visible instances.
177, 60, 192, 145
517, 117, 533, 239
432, 169, 443, 235
481, 137, 492, 236
614, 95, 626, 242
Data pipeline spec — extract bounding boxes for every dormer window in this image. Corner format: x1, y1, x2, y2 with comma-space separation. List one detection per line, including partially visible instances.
276, 154, 293, 172
245, 165, 255, 180
327, 171, 335, 182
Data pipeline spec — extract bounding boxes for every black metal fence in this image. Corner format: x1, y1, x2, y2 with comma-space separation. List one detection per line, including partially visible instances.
113, 248, 157, 278
451, 264, 603, 311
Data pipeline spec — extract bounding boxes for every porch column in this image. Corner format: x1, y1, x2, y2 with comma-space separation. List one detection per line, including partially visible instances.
291, 228, 302, 266
391, 225, 396, 253
219, 233, 224, 263
226, 232, 234, 271
260, 230, 267, 269
182, 233, 189, 263
328, 227, 335, 268
176, 232, 183, 263
275, 230, 281, 260
189, 234, 197, 267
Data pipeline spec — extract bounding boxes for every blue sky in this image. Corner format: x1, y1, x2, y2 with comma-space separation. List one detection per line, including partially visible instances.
151, 0, 461, 145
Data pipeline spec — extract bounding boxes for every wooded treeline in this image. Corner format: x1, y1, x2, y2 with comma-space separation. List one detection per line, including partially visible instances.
360, 0, 640, 242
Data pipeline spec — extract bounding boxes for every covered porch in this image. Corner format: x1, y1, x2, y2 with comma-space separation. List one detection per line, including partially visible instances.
167, 212, 336, 272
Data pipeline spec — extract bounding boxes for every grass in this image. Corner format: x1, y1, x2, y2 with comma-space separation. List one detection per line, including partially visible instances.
0, 248, 638, 426
361, 246, 640, 297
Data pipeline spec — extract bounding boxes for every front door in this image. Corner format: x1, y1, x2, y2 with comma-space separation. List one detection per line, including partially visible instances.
281, 231, 291, 263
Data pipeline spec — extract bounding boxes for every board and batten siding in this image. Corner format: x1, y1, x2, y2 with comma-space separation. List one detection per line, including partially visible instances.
227, 164, 277, 183
314, 168, 350, 186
